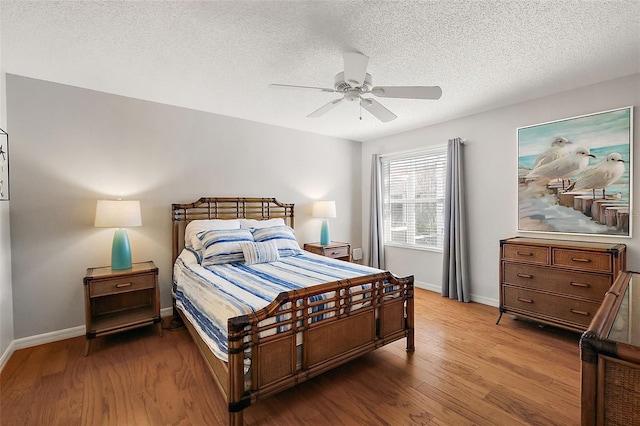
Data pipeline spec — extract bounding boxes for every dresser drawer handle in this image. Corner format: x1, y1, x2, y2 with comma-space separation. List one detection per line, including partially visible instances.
517, 297, 534, 304
516, 273, 533, 279
570, 309, 590, 316
516, 251, 533, 257
571, 257, 591, 263
570, 282, 590, 288
115, 282, 133, 288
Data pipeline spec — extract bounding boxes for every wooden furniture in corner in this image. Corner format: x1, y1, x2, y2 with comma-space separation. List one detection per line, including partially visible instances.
303, 241, 351, 262
83, 260, 161, 355
497, 237, 626, 332
580, 270, 640, 426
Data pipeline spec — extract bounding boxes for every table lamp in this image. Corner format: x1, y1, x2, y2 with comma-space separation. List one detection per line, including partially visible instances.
312, 201, 336, 246
95, 199, 142, 270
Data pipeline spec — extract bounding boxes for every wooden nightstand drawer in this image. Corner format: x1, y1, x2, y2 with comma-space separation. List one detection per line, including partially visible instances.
502, 244, 548, 264
324, 246, 349, 259
552, 249, 612, 273
89, 274, 155, 297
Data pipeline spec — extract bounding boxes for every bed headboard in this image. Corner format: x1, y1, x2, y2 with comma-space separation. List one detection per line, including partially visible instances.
171, 197, 295, 262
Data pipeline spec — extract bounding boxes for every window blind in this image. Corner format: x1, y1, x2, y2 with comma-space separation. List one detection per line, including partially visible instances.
381, 147, 447, 250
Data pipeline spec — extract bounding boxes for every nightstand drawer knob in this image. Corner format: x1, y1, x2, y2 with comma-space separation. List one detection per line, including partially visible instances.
516, 273, 533, 279
116, 282, 133, 288
517, 297, 534, 304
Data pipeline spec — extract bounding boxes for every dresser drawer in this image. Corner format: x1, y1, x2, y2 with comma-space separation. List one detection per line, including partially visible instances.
89, 274, 155, 297
503, 244, 548, 264
502, 263, 612, 301
552, 249, 612, 273
503, 286, 600, 328
324, 245, 349, 259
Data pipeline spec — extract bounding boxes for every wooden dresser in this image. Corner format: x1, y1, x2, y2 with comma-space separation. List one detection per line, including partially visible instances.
498, 237, 626, 332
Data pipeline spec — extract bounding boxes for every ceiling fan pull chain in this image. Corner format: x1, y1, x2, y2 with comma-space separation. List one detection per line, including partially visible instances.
359, 103, 363, 120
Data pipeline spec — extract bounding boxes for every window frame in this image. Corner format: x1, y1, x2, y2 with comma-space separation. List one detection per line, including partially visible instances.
380, 146, 447, 253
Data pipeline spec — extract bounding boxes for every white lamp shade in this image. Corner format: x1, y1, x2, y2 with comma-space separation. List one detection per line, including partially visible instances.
95, 200, 142, 228
312, 201, 337, 218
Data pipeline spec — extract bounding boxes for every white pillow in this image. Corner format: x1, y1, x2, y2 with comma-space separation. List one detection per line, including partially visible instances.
185, 219, 241, 251
239, 218, 286, 229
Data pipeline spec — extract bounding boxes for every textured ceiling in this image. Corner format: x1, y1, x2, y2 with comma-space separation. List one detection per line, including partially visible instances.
1, 1, 639, 142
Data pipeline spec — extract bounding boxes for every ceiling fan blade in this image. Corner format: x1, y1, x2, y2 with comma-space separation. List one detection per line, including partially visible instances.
343, 52, 369, 86
371, 86, 442, 100
270, 83, 335, 93
308, 98, 344, 118
360, 98, 397, 122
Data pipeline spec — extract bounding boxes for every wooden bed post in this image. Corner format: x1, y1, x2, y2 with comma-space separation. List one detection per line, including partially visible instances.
406, 277, 415, 352
228, 315, 250, 426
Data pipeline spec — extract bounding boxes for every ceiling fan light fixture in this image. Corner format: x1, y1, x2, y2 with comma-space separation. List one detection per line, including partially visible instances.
270, 52, 442, 122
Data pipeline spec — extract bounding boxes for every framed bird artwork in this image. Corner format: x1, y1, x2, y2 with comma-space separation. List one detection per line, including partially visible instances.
517, 106, 633, 237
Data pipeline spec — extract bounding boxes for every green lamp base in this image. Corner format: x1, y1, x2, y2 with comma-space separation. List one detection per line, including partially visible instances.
111, 228, 132, 270
320, 219, 330, 246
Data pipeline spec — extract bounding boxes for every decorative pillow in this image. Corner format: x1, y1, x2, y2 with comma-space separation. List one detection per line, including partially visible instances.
200, 229, 254, 266
251, 226, 303, 258
239, 218, 286, 229
185, 219, 241, 251
239, 241, 280, 265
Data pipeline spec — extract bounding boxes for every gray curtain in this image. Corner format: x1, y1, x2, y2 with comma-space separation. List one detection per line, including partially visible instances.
369, 153, 385, 269
442, 138, 470, 302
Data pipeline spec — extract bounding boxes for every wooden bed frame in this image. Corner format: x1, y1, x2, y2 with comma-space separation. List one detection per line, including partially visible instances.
172, 197, 415, 425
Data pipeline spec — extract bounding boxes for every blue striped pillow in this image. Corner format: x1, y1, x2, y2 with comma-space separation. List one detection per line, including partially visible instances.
251, 226, 303, 257
239, 241, 280, 265
200, 229, 254, 265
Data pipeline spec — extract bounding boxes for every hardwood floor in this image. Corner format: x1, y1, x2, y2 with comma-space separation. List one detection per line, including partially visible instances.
1, 289, 582, 425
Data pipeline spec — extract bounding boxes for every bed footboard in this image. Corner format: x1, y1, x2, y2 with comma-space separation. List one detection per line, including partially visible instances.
227, 271, 414, 424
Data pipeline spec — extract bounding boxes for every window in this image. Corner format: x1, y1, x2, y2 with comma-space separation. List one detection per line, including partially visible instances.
381, 147, 447, 251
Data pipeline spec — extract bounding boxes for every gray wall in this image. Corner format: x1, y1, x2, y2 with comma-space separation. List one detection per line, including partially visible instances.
362, 73, 640, 305
1, 60, 15, 357
7, 75, 362, 339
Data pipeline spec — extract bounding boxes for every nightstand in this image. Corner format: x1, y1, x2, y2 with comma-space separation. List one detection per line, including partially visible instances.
304, 242, 351, 262
83, 260, 161, 355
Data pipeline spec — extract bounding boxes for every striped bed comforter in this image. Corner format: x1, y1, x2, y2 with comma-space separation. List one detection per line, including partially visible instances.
172, 249, 385, 363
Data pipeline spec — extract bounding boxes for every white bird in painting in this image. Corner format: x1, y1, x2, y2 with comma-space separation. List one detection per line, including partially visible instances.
532, 137, 573, 169
525, 146, 595, 182
567, 152, 625, 199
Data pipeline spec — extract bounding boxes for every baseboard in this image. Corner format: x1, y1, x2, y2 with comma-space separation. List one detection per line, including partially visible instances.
414, 280, 498, 307
13, 325, 86, 350
10, 307, 175, 352
0, 340, 16, 372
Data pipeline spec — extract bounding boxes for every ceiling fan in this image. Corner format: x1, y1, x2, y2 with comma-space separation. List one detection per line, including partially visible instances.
269, 52, 442, 122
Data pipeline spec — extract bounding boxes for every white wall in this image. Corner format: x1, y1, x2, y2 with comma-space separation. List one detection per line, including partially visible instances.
0, 14, 15, 363
6, 74, 362, 339
362, 74, 640, 305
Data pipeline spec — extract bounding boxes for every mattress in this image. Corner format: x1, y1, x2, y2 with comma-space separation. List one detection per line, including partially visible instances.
173, 249, 385, 363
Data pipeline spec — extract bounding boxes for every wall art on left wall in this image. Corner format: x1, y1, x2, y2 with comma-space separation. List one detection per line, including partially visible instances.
0, 128, 8, 201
